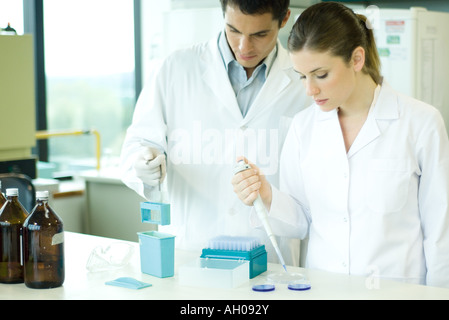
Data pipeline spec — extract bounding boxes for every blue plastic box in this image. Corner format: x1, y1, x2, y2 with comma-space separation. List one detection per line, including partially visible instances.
140, 202, 170, 225
137, 231, 175, 278
200, 245, 267, 279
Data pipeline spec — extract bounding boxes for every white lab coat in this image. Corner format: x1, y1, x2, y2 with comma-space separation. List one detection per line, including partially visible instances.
268, 82, 449, 287
120, 32, 312, 265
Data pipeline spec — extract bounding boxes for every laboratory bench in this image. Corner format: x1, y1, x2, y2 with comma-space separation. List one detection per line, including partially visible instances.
1, 232, 449, 301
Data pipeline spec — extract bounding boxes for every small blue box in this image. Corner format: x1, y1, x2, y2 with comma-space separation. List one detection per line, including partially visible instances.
140, 202, 170, 225
137, 231, 175, 278
200, 245, 267, 279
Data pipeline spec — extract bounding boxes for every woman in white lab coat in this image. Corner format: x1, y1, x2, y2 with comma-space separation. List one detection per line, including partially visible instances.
232, 2, 449, 288
120, 1, 311, 265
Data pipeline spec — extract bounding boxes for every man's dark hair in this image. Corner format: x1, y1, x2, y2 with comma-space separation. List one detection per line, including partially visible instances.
220, 0, 290, 26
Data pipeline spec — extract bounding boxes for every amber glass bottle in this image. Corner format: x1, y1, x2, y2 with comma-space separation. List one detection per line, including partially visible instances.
23, 191, 64, 289
0, 188, 29, 283
0, 182, 7, 207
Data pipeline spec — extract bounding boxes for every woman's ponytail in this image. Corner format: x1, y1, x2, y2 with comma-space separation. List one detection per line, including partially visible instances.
357, 14, 382, 84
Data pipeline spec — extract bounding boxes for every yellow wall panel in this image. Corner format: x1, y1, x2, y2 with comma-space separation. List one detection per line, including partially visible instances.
0, 35, 36, 160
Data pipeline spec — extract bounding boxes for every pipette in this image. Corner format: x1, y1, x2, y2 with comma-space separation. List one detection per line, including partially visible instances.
233, 160, 288, 273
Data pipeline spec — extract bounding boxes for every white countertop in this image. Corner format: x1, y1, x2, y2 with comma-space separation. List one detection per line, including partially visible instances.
2, 232, 449, 301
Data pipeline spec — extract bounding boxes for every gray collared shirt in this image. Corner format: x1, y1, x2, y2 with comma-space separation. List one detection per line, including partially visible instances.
218, 31, 277, 117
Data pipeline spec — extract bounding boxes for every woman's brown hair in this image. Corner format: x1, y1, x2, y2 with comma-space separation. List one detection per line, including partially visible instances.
288, 2, 381, 84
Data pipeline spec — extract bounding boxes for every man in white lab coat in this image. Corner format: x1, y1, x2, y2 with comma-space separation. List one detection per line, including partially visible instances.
120, 0, 311, 265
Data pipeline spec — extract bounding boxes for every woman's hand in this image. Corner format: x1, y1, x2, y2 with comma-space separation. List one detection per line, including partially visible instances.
231, 157, 272, 209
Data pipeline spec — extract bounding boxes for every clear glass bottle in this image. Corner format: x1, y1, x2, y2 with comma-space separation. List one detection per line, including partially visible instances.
0, 188, 29, 283
23, 191, 64, 289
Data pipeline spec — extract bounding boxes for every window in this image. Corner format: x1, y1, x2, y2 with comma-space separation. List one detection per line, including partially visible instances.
5, 0, 223, 178
43, 0, 136, 173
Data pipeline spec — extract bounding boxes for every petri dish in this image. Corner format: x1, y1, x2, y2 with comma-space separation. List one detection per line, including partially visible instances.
252, 284, 276, 292
267, 272, 305, 284
288, 281, 311, 291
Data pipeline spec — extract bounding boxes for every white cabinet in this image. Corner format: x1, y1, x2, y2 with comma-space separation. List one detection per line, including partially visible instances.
81, 169, 156, 242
